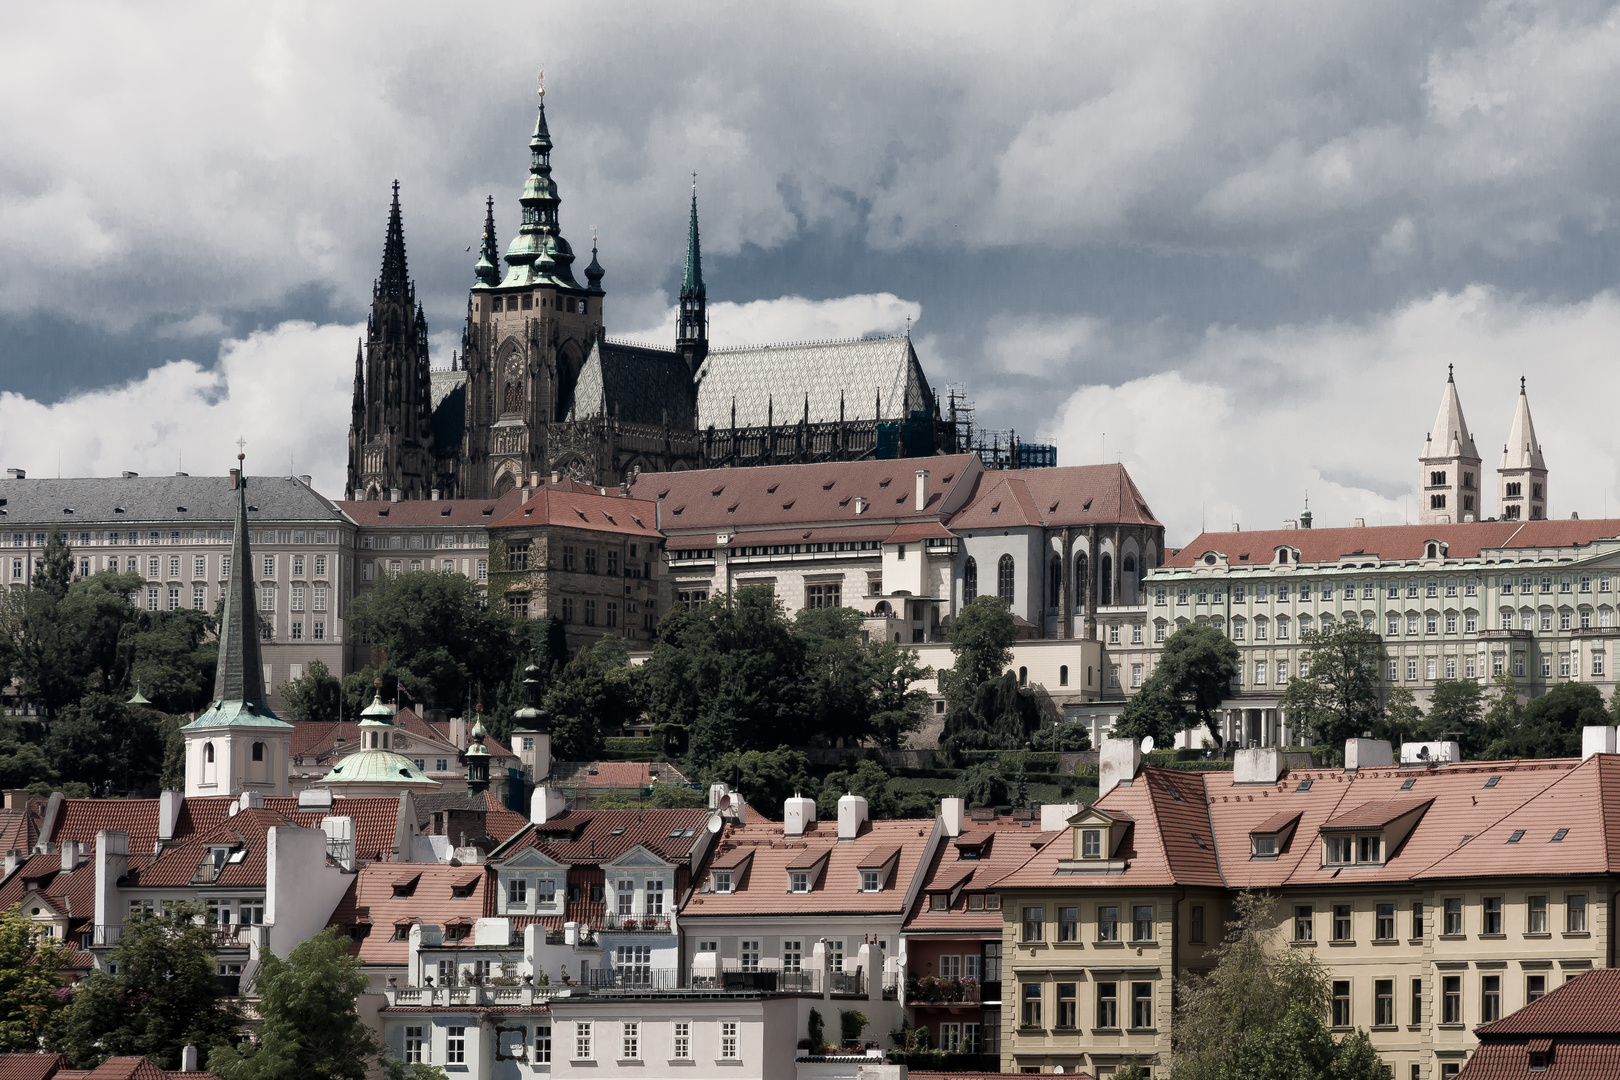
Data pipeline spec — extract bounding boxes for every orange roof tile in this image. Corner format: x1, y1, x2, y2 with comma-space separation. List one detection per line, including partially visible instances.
906, 817, 1056, 933
1477, 967, 1620, 1036
1320, 796, 1432, 831
327, 863, 490, 966
494, 808, 709, 865
488, 485, 660, 537
336, 489, 525, 527
1161, 518, 1620, 569
0, 1055, 67, 1080
948, 464, 1160, 531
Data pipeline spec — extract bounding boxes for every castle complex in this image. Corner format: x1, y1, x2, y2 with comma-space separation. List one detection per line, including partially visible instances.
347, 88, 961, 501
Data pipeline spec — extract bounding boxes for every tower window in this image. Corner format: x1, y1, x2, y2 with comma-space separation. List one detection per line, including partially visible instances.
1430, 471, 1447, 487
1430, 495, 1446, 510
1505, 482, 1522, 498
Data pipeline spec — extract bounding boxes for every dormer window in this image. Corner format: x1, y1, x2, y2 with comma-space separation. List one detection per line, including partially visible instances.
1080, 830, 1102, 859
1249, 810, 1299, 860
1253, 835, 1276, 857
860, 871, 881, 893
713, 871, 733, 893
790, 872, 809, 894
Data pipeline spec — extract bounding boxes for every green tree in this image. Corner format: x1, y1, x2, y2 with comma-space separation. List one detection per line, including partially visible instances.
703, 746, 814, 810
957, 762, 1008, 808
53, 903, 242, 1068
125, 609, 219, 714
1030, 721, 1091, 752
283, 660, 344, 723
344, 572, 521, 710
1153, 624, 1241, 749
1170, 893, 1386, 1080
209, 928, 380, 1080
542, 650, 612, 760
0, 722, 54, 790
1111, 670, 1184, 749
1422, 678, 1486, 755
867, 639, 932, 749
0, 903, 72, 1051
798, 607, 881, 747
938, 597, 1015, 716
1280, 622, 1386, 749
1382, 686, 1424, 747
938, 671, 1043, 760
36, 527, 74, 599
43, 693, 165, 796
1485, 680, 1605, 760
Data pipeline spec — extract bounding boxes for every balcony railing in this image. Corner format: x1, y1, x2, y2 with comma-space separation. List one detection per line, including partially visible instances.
906, 975, 981, 1004
584, 968, 682, 991
829, 970, 866, 997
602, 913, 672, 934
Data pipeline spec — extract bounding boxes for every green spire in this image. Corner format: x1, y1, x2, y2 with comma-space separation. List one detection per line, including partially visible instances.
182, 453, 290, 732
501, 81, 579, 289
1300, 493, 1313, 530
677, 176, 708, 373
681, 177, 704, 299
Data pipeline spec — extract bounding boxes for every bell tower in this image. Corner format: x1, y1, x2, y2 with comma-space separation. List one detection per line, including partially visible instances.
1419, 366, 1482, 525
1499, 377, 1548, 521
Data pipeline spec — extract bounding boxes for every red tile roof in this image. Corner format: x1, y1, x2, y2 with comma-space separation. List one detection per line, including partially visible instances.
1162, 518, 1620, 569
0, 1055, 67, 1080
494, 808, 710, 865
1458, 969, 1620, 1079
488, 485, 660, 537
327, 862, 491, 966
547, 762, 690, 791
1319, 796, 1432, 831
336, 490, 525, 527
1477, 968, 1620, 1036
948, 464, 1160, 530
0, 854, 100, 937
121, 808, 297, 888
0, 800, 44, 854
906, 817, 1057, 933
48, 800, 164, 863
630, 455, 982, 534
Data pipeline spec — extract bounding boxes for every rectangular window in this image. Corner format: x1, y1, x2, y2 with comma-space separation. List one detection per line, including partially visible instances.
1526, 974, 1546, 1002
1375, 903, 1394, 941
168, 587, 180, 610
740, 940, 760, 972
1097, 981, 1118, 1028
1022, 907, 1044, 942
790, 872, 809, 893
289, 620, 302, 640
804, 582, 842, 608
1442, 976, 1461, 1025
192, 585, 206, 610
621, 1022, 639, 1060
1295, 906, 1314, 941
535, 1023, 551, 1063
1098, 905, 1119, 941
1528, 894, 1547, 933
782, 940, 802, 973
671, 1022, 689, 1060
575, 1021, 593, 1061
1374, 979, 1394, 1027
447, 1026, 465, 1065
313, 620, 325, 641
404, 1026, 424, 1063
1568, 894, 1588, 932
508, 879, 527, 905
1055, 982, 1077, 1028
1131, 982, 1153, 1029
1331, 981, 1351, 1028
1411, 977, 1423, 1024
1191, 904, 1205, 943
1444, 898, 1463, 935
719, 1021, 738, 1060
1483, 896, 1502, 935
1333, 904, 1352, 941
1021, 983, 1042, 1027
584, 599, 596, 626
1058, 907, 1078, 942
1481, 975, 1500, 1023
1081, 829, 1102, 858
1132, 905, 1154, 941
584, 549, 597, 574
861, 870, 880, 892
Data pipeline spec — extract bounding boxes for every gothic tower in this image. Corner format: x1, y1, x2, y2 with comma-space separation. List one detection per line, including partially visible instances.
677, 179, 708, 375
1419, 366, 1483, 525
459, 84, 602, 497
347, 182, 436, 500
1499, 377, 1548, 521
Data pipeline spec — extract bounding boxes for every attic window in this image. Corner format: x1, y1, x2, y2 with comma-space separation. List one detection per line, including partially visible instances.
176, 506, 188, 513
451, 880, 478, 898
1049, 502, 1059, 513
1253, 835, 1277, 857
1507, 830, 1525, 844
672, 505, 685, 515
878, 478, 892, 487
444, 924, 470, 940
767, 484, 779, 494
1079, 829, 1104, 859
115, 506, 125, 513
1483, 776, 1500, 788
440, 508, 451, 516
1550, 829, 1568, 843
1399, 779, 1416, 791
727, 504, 738, 514
782, 501, 794, 510
1192, 834, 1208, 850
990, 503, 1000, 514
1296, 779, 1313, 792
712, 871, 733, 893
1324, 835, 1384, 866
392, 875, 421, 898
838, 497, 851, 507
711, 487, 725, 497
610, 827, 625, 836
481, 508, 493, 516
822, 481, 835, 490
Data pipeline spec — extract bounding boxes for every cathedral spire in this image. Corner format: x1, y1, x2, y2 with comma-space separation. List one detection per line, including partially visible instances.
677, 175, 709, 375
502, 77, 580, 288
1499, 376, 1548, 521
474, 195, 501, 288
1419, 368, 1482, 525
380, 180, 410, 299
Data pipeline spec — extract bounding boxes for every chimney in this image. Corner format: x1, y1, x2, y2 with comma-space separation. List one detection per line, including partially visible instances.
1344, 739, 1394, 771
390, 488, 401, 503
431, 489, 440, 501
915, 469, 929, 512
180, 1046, 199, 1073
451, 716, 467, 749
854, 496, 868, 516
158, 790, 183, 841
1231, 523, 1241, 532
1098, 737, 1142, 797
3, 850, 21, 877
239, 791, 264, 811
299, 474, 312, 487
3, 469, 22, 480
836, 793, 869, 840
3, 790, 28, 811
529, 786, 567, 824
321, 816, 357, 872
230, 469, 241, 490
1582, 726, 1617, 760
1353, 517, 1366, 528
531, 472, 541, 488
550, 471, 560, 485
940, 796, 965, 838
783, 794, 817, 837
61, 842, 81, 872
1040, 803, 1080, 831
1282, 520, 1297, 530
1234, 747, 1285, 785
122, 471, 138, 478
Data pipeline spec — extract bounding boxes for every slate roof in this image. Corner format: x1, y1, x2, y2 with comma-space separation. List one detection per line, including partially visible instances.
629, 454, 982, 534
905, 817, 1057, 933
431, 378, 467, 449
948, 464, 1162, 531
0, 475, 346, 526
487, 485, 661, 537
693, 336, 933, 429
336, 488, 524, 527
565, 341, 697, 428
683, 817, 936, 920
1162, 519, 1620, 569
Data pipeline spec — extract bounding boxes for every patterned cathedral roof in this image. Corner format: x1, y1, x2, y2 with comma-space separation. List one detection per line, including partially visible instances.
693, 336, 933, 430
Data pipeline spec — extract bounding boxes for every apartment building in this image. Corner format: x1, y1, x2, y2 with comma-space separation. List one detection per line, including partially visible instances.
993, 737, 1620, 1078
0, 471, 353, 710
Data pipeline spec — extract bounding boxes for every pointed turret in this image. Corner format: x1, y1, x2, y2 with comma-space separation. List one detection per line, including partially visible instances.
379, 180, 410, 299
180, 454, 293, 798
474, 195, 501, 288
1419, 365, 1483, 525
1499, 376, 1549, 521
584, 227, 604, 294
501, 82, 580, 289
677, 177, 708, 375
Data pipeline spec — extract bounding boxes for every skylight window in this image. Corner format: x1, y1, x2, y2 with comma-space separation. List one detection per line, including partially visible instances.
1551, 829, 1568, 843
610, 827, 625, 836
1507, 831, 1525, 844
1296, 779, 1313, 792
1399, 779, 1416, 791
1484, 776, 1500, 788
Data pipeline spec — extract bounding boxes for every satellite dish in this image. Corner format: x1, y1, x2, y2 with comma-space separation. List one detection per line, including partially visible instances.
718, 793, 733, 812
706, 813, 723, 834
1140, 736, 1155, 755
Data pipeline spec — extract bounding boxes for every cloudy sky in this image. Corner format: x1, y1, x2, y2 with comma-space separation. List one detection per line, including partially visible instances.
4, 1, 1620, 542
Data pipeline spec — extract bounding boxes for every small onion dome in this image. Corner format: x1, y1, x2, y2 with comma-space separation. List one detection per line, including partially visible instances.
584, 240, 604, 292
127, 684, 152, 707
360, 692, 396, 726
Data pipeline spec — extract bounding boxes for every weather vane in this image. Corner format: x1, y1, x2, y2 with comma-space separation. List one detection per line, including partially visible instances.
537, 70, 545, 100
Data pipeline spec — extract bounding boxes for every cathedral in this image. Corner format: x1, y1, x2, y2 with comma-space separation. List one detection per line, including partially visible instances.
1418, 367, 1550, 525
347, 87, 959, 501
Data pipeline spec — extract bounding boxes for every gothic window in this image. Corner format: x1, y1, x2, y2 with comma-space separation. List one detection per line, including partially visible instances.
963, 557, 977, 602
1100, 553, 1114, 606
503, 382, 522, 414
997, 554, 1015, 605
1050, 557, 1062, 608
1075, 554, 1088, 608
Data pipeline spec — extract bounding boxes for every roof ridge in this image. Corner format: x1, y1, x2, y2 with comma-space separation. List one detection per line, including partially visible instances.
1198, 772, 1230, 887
1280, 772, 1357, 884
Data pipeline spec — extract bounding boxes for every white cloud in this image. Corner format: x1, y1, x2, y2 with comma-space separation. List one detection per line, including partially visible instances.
617, 292, 920, 349
1042, 286, 1620, 543
0, 321, 357, 494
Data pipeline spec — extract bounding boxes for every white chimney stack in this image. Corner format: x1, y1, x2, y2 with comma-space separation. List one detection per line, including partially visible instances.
1583, 726, 1617, 760
837, 793, 869, 840
915, 470, 929, 512
530, 787, 567, 824
1344, 739, 1394, 771
940, 797, 965, 838
1098, 737, 1142, 797
783, 794, 817, 838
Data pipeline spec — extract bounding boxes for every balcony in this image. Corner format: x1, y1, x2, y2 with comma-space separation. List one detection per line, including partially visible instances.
602, 913, 672, 934
585, 968, 682, 992
906, 975, 981, 1005
828, 970, 866, 998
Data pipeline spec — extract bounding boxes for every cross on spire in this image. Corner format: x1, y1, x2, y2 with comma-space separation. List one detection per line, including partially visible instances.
235, 436, 247, 458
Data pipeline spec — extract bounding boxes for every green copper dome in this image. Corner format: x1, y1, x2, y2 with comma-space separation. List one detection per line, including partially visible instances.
318, 749, 440, 788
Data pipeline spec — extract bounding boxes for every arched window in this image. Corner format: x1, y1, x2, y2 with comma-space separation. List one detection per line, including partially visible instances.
1075, 554, 1088, 608
1050, 557, 1062, 608
1123, 554, 1137, 576
875, 600, 893, 616
1427, 543, 1438, 559
1060, 665, 1069, 686
251, 742, 264, 762
963, 557, 978, 602
1018, 666, 1028, 686
998, 554, 1015, 605
1100, 553, 1113, 606
203, 742, 216, 785
504, 382, 523, 413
